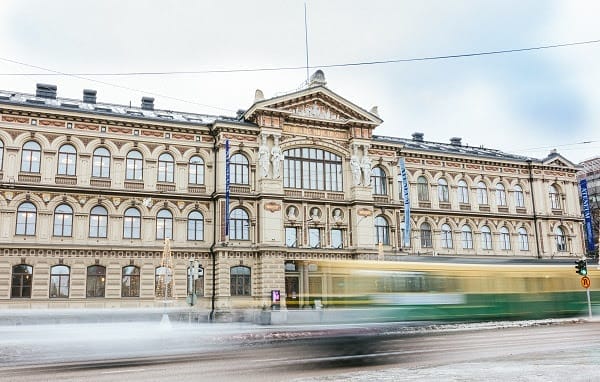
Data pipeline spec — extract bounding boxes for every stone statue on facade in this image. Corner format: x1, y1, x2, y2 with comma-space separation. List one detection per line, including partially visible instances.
271, 136, 284, 179
350, 146, 361, 186
258, 134, 270, 179
361, 151, 372, 187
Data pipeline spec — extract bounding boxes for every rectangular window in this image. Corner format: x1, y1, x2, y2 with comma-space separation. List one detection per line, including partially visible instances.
285, 227, 298, 248
330, 229, 343, 249
309, 228, 321, 248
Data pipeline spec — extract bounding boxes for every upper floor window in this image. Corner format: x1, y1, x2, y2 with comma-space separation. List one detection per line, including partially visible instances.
495, 183, 507, 206
155, 266, 173, 298
89, 205, 108, 238
21, 141, 41, 173
50, 265, 70, 298
57, 144, 77, 176
92, 147, 111, 178
230, 153, 249, 185
283, 148, 342, 191
188, 156, 205, 185
123, 208, 141, 239
187, 211, 204, 241
441, 224, 453, 248
53, 204, 73, 237
156, 209, 173, 240
230, 266, 251, 296
331, 229, 343, 249
457, 180, 469, 204
86, 265, 106, 298
0, 139, 4, 170
158, 153, 174, 183
16, 202, 37, 236
285, 227, 299, 248
230, 208, 249, 240
420, 222, 432, 248
371, 166, 387, 195
309, 227, 322, 248
481, 225, 492, 250
518, 227, 529, 251
374, 216, 390, 245
438, 178, 449, 202
549, 184, 561, 209
11, 264, 33, 298
477, 182, 488, 204
555, 226, 567, 252
514, 185, 525, 208
417, 176, 429, 201
499, 226, 511, 250
122, 265, 140, 297
126, 150, 143, 180
461, 225, 473, 249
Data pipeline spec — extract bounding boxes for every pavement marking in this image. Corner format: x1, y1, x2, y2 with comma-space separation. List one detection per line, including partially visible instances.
100, 368, 147, 374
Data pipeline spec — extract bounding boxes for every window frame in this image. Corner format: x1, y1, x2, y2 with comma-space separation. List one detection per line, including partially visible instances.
157, 152, 175, 183
230, 208, 249, 240
229, 153, 249, 185
125, 150, 143, 181
477, 182, 488, 205
123, 207, 141, 239
441, 223, 453, 249
16, 202, 37, 236
420, 222, 432, 248
89, 205, 108, 238
549, 185, 561, 209
155, 266, 173, 298
285, 227, 299, 248
481, 225, 492, 250
188, 155, 205, 185
555, 226, 567, 252
283, 148, 343, 192
457, 180, 469, 204
374, 215, 390, 245
187, 210, 204, 241
417, 176, 429, 201
514, 185, 525, 208
156, 209, 173, 240
499, 226, 511, 250
518, 227, 529, 251
230, 266, 251, 296
53, 204, 73, 237
122, 265, 140, 297
86, 265, 106, 298
21, 141, 41, 173
495, 183, 507, 206
49, 265, 70, 298
92, 147, 111, 178
11, 264, 33, 298
461, 225, 473, 249
438, 178, 449, 203
371, 166, 387, 195
57, 144, 77, 176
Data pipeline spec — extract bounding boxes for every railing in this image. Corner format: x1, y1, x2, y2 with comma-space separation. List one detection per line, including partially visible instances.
188, 185, 207, 194
439, 202, 451, 209
230, 185, 251, 194
479, 205, 490, 212
90, 178, 111, 188
157, 183, 175, 192
55, 176, 77, 185
18, 173, 41, 183
124, 181, 144, 190
498, 207, 509, 213
459, 204, 471, 211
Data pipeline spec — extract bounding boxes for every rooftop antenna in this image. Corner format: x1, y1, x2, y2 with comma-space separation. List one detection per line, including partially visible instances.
304, 2, 310, 84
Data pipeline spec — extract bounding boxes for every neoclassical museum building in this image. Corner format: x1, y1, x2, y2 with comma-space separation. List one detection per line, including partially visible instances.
0, 72, 585, 313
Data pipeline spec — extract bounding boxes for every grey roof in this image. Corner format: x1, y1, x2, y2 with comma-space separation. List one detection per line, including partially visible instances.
0, 89, 244, 126
373, 134, 537, 163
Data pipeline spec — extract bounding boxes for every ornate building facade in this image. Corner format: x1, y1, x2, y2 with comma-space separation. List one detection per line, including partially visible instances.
0, 73, 585, 313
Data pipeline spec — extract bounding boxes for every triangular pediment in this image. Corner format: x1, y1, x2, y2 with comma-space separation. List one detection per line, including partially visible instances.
243, 85, 382, 126
542, 152, 576, 168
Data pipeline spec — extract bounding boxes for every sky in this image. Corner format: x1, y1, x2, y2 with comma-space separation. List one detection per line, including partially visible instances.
1, 0, 599, 164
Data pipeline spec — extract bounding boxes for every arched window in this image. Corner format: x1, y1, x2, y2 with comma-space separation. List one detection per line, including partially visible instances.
155, 266, 173, 298
229, 153, 249, 185
86, 265, 106, 298
518, 227, 529, 251
11, 264, 33, 298
89, 205, 108, 238
158, 152, 174, 183
555, 226, 567, 252
461, 225, 473, 249
514, 185, 525, 208
16, 202, 37, 236
123, 208, 141, 239
125, 150, 143, 180
417, 176, 429, 201
50, 265, 70, 298
420, 222, 432, 248
374, 215, 390, 245
549, 184, 561, 209
53, 204, 73, 237
92, 147, 111, 178
438, 178, 449, 202
230, 208, 249, 240
188, 264, 204, 296
0, 139, 4, 170
187, 211, 204, 241
481, 225, 492, 250
21, 141, 41, 173
477, 182, 488, 205
283, 148, 343, 191
457, 180, 469, 204
499, 226, 511, 250
57, 144, 77, 176
122, 266, 140, 297
156, 209, 173, 240
371, 166, 387, 195
496, 184, 507, 206
230, 266, 251, 296
188, 156, 205, 185
441, 224, 453, 248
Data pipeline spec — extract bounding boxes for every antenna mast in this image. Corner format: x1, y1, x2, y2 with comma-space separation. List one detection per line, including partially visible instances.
304, 2, 310, 84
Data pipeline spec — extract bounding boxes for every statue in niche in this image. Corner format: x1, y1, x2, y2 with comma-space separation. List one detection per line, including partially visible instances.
350, 146, 361, 186
287, 206, 297, 221
258, 134, 270, 179
310, 207, 321, 222
332, 208, 343, 224
271, 136, 284, 178
361, 151, 372, 187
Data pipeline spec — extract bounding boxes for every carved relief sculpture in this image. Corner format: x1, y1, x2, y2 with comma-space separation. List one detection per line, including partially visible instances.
258, 134, 270, 179
271, 135, 284, 178
350, 145, 362, 186
361, 148, 372, 187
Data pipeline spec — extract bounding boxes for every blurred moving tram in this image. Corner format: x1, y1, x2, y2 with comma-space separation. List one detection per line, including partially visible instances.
283, 257, 599, 323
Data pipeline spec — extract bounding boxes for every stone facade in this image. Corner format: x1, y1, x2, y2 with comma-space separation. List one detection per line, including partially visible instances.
0, 75, 585, 313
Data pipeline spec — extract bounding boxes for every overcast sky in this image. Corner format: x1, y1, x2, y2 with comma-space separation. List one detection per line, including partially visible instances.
1, 0, 599, 164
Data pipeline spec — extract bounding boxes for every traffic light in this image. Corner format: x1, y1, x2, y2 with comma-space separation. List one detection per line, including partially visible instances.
575, 260, 588, 276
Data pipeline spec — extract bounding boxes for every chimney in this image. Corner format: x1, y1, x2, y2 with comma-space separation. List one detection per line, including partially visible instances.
36, 83, 57, 99
412, 132, 424, 142
450, 137, 462, 146
141, 97, 154, 111
83, 89, 97, 104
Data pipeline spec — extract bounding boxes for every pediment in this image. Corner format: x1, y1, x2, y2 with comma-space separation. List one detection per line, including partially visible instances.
542, 152, 576, 168
243, 86, 382, 126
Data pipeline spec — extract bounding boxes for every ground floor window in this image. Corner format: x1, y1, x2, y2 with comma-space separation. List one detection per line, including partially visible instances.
86, 265, 106, 298
230, 266, 251, 296
11, 264, 33, 298
50, 265, 70, 298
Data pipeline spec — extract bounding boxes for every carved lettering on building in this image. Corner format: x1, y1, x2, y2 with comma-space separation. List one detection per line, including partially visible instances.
291, 101, 342, 121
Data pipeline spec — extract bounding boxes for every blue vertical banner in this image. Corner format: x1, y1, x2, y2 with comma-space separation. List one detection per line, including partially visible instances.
580, 179, 595, 252
399, 158, 411, 247
225, 139, 230, 239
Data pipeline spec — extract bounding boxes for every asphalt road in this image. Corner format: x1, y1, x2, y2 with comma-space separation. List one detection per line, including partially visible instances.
2, 320, 599, 381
